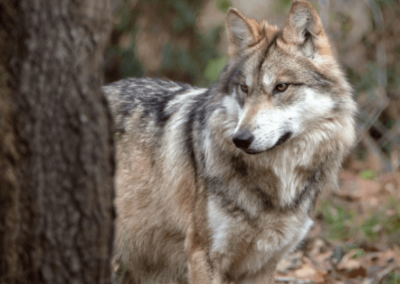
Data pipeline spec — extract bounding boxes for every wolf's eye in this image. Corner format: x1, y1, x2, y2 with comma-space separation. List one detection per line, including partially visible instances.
240, 84, 249, 94
274, 83, 289, 94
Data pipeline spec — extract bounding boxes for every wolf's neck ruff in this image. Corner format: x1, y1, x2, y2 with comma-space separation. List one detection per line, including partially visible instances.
203, 96, 347, 213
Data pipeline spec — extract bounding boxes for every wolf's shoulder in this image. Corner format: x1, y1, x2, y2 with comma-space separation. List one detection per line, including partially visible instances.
103, 77, 208, 133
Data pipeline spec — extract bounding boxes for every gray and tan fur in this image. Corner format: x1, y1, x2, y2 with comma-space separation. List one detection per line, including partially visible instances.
104, 1, 356, 283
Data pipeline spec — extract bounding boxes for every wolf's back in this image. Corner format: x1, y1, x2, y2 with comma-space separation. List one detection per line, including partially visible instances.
103, 77, 203, 135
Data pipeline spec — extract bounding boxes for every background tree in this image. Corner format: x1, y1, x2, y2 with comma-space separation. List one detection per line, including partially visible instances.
0, 0, 115, 283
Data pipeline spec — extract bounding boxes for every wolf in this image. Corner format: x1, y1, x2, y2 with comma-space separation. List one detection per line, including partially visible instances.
104, 1, 356, 283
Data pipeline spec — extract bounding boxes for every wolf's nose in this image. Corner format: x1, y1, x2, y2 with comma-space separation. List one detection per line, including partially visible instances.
232, 129, 254, 150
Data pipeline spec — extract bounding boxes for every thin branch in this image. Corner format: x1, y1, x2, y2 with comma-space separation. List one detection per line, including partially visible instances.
318, 0, 329, 30
357, 0, 389, 154
374, 263, 400, 282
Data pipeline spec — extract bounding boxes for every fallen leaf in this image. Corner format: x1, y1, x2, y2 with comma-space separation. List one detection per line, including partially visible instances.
309, 238, 325, 257
293, 258, 328, 283
294, 264, 316, 279
373, 249, 397, 266
337, 258, 362, 270
337, 250, 368, 278
314, 250, 334, 270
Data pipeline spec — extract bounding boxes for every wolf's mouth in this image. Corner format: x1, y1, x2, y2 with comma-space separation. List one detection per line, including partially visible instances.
274, 131, 293, 147
243, 149, 262, 155
243, 131, 293, 155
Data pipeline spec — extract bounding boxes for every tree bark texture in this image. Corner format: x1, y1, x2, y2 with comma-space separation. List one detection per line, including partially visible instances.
0, 0, 115, 283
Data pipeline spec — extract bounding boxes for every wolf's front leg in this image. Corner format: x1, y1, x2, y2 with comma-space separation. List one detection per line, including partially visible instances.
188, 250, 212, 283
187, 224, 226, 284
188, 249, 229, 284
237, 261, 277, 284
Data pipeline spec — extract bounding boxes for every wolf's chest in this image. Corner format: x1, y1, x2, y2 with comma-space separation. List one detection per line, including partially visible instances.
207, 198, 313, 277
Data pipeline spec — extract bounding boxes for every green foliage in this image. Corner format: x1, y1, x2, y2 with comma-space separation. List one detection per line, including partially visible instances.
274, 0, 292, 11
106, 0, 226, 87
362, 198, 400, 242
116, 2, 138, 32
171, 0, 198, 32
318, 198, 400, 243
351, 248, 366, 259
107, 0, 143, 79
317, 200, 356, 241
161, 24, 224, 86
361, 214, 380, 241
162, 43, 197, 74
205, 57, 228, 82
360, 170, 377, 180
217, 0, 232, 13
383, 197, 400, 240
382, 272, 400, 284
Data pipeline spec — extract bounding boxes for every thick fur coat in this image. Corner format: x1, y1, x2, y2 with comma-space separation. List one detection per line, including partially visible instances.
104, 1, 357, 283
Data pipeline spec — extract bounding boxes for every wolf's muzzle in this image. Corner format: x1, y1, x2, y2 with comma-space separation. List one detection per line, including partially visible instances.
232, 129, 254, 150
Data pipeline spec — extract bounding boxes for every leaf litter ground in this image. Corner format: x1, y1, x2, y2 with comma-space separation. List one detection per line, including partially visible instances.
276, 170, 400, 284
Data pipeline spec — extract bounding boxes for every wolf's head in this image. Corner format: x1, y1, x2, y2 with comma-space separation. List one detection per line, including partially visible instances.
215, 0, 356, 155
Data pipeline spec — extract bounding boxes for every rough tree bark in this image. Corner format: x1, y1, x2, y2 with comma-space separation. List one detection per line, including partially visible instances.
0, 0, 115, 283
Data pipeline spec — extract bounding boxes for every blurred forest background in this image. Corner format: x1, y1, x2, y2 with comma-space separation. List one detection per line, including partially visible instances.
104, 0, 400, 283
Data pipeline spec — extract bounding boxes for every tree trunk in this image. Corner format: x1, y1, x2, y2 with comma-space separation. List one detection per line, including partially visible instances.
0, 0, 115, 283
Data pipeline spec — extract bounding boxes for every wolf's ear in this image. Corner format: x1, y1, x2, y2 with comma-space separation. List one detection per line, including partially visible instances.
226, 8, 261, 57
283, 0, 332, 58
